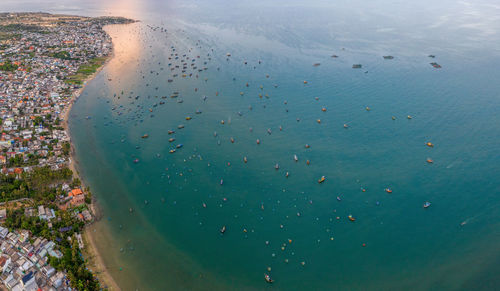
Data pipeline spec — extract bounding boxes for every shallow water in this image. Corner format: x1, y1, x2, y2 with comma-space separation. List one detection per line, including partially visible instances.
5, 0, 500, 290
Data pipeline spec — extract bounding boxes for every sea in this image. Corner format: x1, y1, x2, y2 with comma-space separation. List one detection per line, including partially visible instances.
2, 0, 500, 290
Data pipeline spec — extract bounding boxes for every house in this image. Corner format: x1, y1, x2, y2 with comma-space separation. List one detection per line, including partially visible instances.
71, 194, 85, 206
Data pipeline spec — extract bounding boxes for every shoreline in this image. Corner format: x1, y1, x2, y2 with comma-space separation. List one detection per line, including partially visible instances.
61, 26, 121, 290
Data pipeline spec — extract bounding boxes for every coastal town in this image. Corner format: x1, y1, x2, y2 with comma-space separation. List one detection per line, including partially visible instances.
0, 12, 133, 290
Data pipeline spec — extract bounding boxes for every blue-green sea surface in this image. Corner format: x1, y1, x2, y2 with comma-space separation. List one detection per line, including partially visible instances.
5, 0, 500, 290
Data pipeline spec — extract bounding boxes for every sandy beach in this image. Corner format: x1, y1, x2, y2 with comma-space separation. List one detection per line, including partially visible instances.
61, 27, 121, 290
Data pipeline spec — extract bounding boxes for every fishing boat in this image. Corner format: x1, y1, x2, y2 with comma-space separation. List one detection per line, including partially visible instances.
430, 62, 442, 68
178, 124, 185, 129
169, 149, 176, 153
185, 116, 192, 120
294, 154, 298, 162
426, 158, 434, 163
220, 179, 224, 185
168, 130, 175, 134
176, 144, 183, 148
383, 55, 394, 59
385, 188, 393, 193
337, 196, 341, 201
133, 159, 139, 163
426, 142, 434, 147
352, 64, 362, 69
423, 201, 431, 208
141, 134, 149, 139
275, 164, 280, 170
285, 172, 289, 178
169, 138, 175, 142
348, 215, 356, 222
264, 274, 274, 283
305, 144, 310, 148
243, 157, 248, 163
220, 226, 226, 234
318, 176, 326, 183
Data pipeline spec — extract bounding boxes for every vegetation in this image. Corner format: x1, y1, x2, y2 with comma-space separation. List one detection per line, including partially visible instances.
0, 60, 18, 71
51, 51, 74, 60
0, 166, 72, 203
0, 24, 44, 33
65, 57, 106, 85
0, 32, 21, 40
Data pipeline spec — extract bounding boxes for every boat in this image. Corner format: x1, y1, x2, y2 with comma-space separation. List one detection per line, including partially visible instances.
264, 274, 274, 283
141, 134, 149, 139
303, 80, 308, 84
336, 196, 341, 201
407, 115, 412, 119
256, 139, 260, 144
423, 201, 431, 208
430, 62, 442, 68
322, 107, 327, 112
305, 144, 310, 148
426, 142, 434, 147
168, 130, 175, 134
313, 63, 321, 67
169, 138, 175, 142
285, 172, 289, 178
383, 55, 394, 59
133, 159, 139, 163
220, 179, 224, 185
352, 64, 362, 69
243, 157, 248, 163
220, 226, 226, 234
176, 144, 183, 148
385, 188, 393, 193
185, 116, 192, 120
294, 154, 298, 162
426, 158, 433, 163
169, 149, 176, 153
318, 176, 326, 183
275, 164, 279, 170
178, 124, 185, 129
230, 137, 235, 143
348, 215, 356, 222
344, 124, 349, 128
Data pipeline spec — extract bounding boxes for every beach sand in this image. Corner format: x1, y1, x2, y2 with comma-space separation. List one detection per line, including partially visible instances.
61, 26, 121, 290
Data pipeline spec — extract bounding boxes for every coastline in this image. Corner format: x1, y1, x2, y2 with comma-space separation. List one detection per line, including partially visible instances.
60, 27, 121, 290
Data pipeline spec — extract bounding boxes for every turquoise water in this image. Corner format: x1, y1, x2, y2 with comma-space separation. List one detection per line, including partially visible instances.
5, 0, 500, 289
